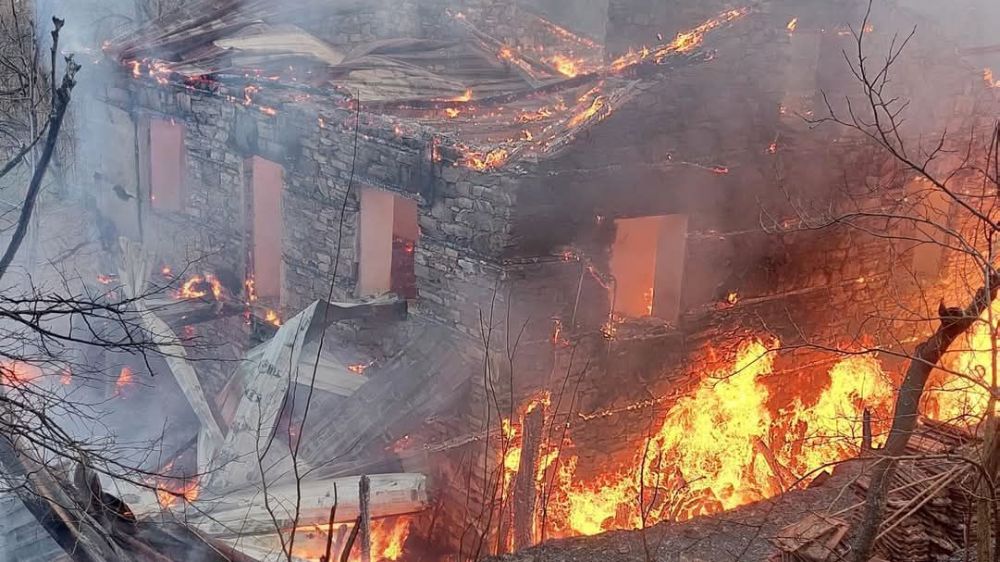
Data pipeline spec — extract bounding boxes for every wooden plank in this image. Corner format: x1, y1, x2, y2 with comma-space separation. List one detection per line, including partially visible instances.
204, 301, 320, 491
192, 473, 428, 538
138, 302, 225, 468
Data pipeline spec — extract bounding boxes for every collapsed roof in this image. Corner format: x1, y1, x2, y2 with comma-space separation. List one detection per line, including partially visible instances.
104, 0, 749, 170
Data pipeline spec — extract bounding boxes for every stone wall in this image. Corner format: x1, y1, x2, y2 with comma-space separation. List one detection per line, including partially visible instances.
100, 75, 520, 339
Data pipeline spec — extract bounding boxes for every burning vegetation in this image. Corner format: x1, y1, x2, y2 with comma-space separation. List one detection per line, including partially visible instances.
5, 1, 998, 562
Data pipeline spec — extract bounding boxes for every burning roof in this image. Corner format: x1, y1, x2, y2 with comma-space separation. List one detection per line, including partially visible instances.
104, 0, 750, 171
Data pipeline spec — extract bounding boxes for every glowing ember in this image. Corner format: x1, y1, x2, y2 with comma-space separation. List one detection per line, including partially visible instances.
567, 94, 607, 128
726, 291, 739, 305
174, 274, 224, 300
115, 366, 133, 393
786, 18, 798, 32
347, 362, 371, 375
547, 54, 581, 78
984, 68, 1000, 89
460, 147, 509, 171
610, 8, 749, 72
264, 309, 282, 327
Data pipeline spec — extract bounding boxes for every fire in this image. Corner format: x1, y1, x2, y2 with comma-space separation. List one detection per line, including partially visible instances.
511, 338, 910, 539
643, 287, 654, 316
452, 88, 473, 102
444, 107, 461, 118
60, 367, 72, 386
156, 479, 200, 509
984, 68, 1000, 89
293, 517, 412, 562
115, 366, 133, 393
925, 299, 998, 424
547, 54, 581, 78
347, 362, 372, 375
567, 94, 607, 128
161, 266, 173, 278
264, 309, 282, 327
460, 147, 509, 171
610, 8, 749, 72
174, 273, 224, 300
786, 18, 798, 32
1, 361, 41, 385
97, 274, 114, 284
726, 291, 739, 305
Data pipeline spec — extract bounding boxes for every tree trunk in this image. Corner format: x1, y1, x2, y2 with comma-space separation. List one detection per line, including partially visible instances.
853, 276, 1000, 562
512, 405, 545, 550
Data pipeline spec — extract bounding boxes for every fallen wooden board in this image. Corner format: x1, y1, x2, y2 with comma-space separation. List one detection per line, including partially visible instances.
205, 298, 405, 492
191, 473, 428, 538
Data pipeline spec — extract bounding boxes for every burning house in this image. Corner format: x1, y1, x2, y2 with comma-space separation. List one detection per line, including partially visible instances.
2, 0, 999, 561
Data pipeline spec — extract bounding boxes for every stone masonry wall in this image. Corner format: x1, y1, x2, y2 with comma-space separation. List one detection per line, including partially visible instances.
105, 75, 519, 338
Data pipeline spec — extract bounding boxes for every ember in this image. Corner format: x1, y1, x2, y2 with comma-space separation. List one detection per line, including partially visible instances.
115, 366, 134, 394
264, 309, 282, 327
984, 68, 1000, 88
547, 54, 582, 78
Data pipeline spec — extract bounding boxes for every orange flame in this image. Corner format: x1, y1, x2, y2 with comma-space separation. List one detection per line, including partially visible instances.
347, 362, 371, 375
293, 517, 412, 562
174, 274, 224, 300
156, 479, 200, 509
610, 8, 749, 72
115, 366, 133, 393
264, 309, 282, 327
547, 54, 581, 78
460, 147, 509, 171
786, 18, 798, 32
1, 361, 42, 385
984, 68, 1000, 89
